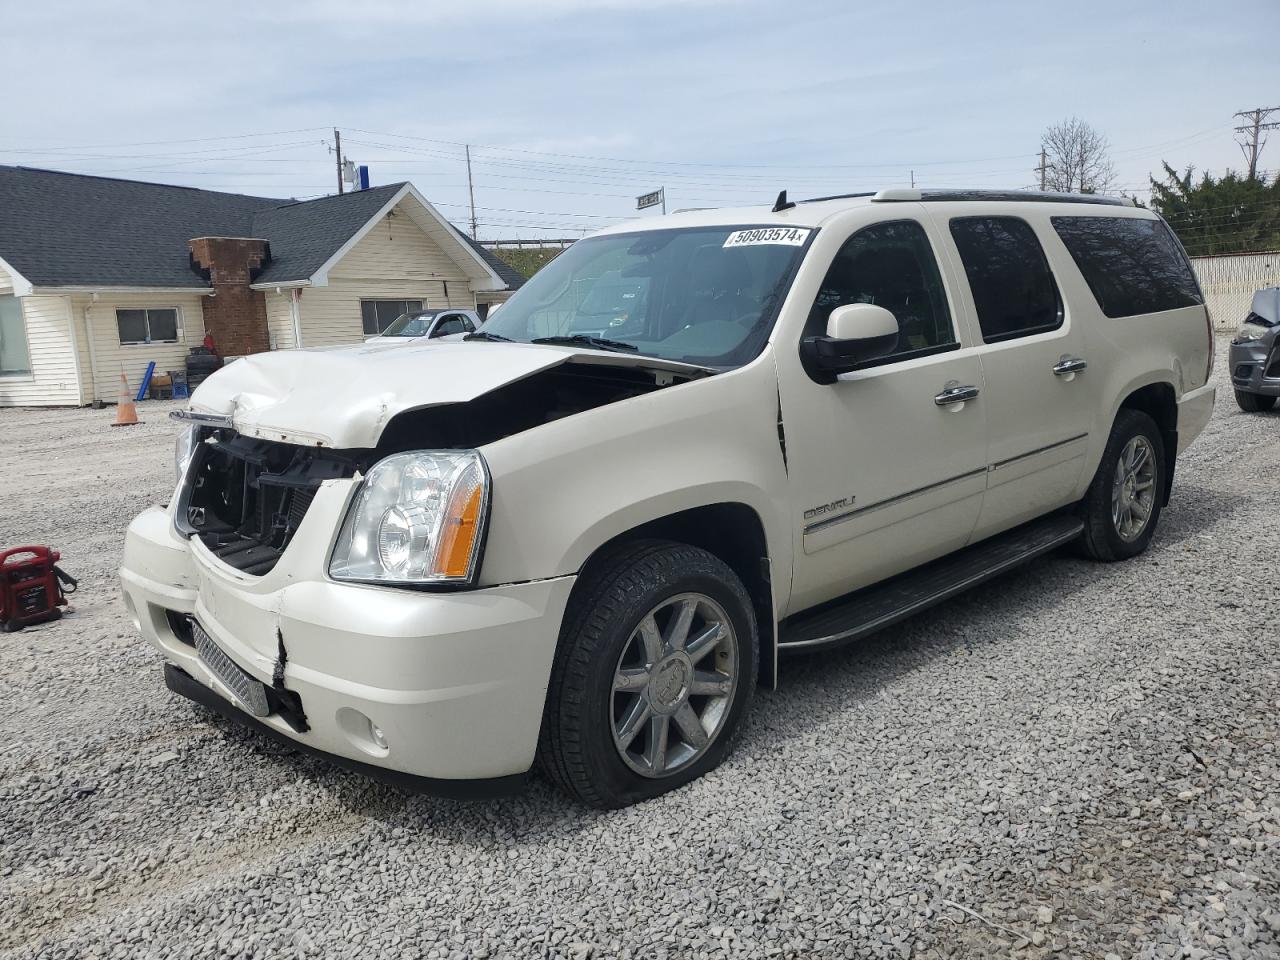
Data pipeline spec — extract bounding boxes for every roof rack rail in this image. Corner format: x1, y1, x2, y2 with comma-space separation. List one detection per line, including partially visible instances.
871, 188, 1134, 207
801, 191, 877, 204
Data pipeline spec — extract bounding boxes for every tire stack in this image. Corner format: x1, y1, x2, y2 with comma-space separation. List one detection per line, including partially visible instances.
185, 347, 222, 392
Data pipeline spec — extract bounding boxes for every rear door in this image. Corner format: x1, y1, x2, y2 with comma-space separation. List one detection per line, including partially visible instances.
934, 211, 1095, 536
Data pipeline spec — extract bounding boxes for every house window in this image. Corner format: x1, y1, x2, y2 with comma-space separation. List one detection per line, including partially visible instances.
361, 299, 423, 336
116, 308, 181, 345
0, 295, 32, 375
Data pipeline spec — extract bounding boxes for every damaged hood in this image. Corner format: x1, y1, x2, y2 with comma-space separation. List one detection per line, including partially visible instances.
189, 339, 709, 448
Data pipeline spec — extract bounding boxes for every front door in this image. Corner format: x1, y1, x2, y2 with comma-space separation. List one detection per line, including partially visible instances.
779, 215, 989, 613
935, 212, 1095, 536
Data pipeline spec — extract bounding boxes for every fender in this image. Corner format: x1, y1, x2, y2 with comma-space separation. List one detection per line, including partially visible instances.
478, 352, 793, 597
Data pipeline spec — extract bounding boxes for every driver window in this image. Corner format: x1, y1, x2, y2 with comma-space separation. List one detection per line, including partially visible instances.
806, 220, 956, 360
433, 315, 467, 337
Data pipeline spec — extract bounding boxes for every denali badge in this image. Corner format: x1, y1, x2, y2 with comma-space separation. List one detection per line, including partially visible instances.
804, 496, 855, 521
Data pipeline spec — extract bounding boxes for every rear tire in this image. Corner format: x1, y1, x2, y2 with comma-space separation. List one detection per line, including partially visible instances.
1079, 409, 1165, 562
539, 540, 757, 808
1235, 389, 1277, 413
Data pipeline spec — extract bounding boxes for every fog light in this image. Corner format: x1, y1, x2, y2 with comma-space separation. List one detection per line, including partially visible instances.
336, 707, 390, 757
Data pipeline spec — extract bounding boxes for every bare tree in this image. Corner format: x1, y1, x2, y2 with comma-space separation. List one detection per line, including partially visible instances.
1039, 117, 1118, 194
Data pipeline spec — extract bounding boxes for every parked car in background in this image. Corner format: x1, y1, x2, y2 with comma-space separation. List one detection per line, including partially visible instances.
1229, 287, 1280, 412
365, 308, 480, 342
122, 188, 1215, 808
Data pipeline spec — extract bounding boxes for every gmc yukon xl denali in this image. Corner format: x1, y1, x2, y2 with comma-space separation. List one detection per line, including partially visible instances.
120, 189, 1215, 808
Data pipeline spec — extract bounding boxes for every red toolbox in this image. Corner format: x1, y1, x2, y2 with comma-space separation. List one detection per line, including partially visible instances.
0, 546, 77, 632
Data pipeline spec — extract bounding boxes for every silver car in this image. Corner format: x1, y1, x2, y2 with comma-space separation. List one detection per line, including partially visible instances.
1229, 288, 1280, 412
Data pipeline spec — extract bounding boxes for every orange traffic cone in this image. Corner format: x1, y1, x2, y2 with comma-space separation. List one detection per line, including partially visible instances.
112, 371, 141, 427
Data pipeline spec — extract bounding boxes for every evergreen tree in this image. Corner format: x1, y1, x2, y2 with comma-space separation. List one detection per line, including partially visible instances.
1149, 163, 1280, 257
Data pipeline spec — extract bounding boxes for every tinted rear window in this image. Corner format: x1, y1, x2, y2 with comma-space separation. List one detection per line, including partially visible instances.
949, 216, 1062, 343
1051, 217, 1202, 318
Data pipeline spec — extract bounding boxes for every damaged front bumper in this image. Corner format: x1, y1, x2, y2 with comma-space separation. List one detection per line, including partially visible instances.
119, 488, 575, 795
1229, 336, 1280, 396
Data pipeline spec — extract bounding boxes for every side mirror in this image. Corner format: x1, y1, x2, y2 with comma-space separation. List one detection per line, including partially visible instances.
800, 303, 900, 382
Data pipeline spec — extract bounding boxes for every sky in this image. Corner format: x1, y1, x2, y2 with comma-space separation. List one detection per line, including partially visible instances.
1, 0, 1278, 240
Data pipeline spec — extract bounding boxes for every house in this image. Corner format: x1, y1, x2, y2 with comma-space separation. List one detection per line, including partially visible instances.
0, 166, 526, 406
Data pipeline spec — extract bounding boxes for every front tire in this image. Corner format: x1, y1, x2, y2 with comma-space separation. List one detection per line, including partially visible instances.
1235, 389, 1277, 413
1079, 409, 1165, 562
539, 541, 758, 808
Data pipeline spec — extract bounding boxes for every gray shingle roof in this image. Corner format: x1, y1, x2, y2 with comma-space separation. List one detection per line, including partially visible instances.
0, 166, 275, 287
0, 167, 521, 291
249, 182, 405, 285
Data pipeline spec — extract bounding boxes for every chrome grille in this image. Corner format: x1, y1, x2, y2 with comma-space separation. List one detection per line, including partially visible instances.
191, 619, 270, 717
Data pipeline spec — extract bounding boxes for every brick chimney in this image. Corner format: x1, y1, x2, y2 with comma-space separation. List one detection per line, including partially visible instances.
189, 237, 271, 356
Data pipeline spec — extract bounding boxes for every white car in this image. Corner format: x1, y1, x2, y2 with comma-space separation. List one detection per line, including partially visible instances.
364, 308, 480, 342
121, 188, 1215, 808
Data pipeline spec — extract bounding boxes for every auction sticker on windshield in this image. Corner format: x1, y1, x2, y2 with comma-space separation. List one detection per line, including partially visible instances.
723, 227, 811, 248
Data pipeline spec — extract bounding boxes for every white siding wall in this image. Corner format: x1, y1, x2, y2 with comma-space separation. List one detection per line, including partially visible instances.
298, 280, 457, 347
0, 294, 82, 407
71, 293, 207, 403
265, 290, 296, 350
297, 200, 477, 347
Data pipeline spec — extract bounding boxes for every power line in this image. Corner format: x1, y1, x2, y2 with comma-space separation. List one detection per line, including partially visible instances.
346, 127, 1043, 171
0, 127, 331, 152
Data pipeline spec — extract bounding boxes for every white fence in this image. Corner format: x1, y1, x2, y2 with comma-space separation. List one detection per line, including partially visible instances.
1190, 250, 1280, 330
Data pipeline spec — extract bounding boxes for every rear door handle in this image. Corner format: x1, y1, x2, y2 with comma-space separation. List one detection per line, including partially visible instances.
1053, 356, 1088, 376
934, 383, 980, 406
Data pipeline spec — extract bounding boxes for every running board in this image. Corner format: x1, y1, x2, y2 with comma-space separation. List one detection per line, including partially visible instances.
779, 513, 1085, 652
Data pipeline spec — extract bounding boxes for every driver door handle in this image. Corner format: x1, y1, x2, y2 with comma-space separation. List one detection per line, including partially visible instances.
1053, 356, 1088, 376
934, 384, 980, 406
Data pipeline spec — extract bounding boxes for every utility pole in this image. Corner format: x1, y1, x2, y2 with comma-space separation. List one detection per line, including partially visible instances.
333, 128, 345, 195
1036, 148, 1048, 191
909, 169, 915, 188
1233, 106, 1280, 180
465, 145, 478, 239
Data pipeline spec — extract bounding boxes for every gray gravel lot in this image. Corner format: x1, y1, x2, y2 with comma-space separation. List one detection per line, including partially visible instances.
1, 349, 1277, 960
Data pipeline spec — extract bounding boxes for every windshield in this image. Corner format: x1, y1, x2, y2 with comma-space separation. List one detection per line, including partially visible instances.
478, 225, 812, 367
381, 311, 440, 337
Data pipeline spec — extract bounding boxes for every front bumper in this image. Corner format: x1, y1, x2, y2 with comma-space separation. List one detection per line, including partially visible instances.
119, 494, 575, 789
1229, 337, 1280, 397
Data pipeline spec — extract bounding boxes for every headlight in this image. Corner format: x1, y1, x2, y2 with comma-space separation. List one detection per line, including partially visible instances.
329, 450, 489, 586
1235, 322, 1270, 342
175, 424, 199, 480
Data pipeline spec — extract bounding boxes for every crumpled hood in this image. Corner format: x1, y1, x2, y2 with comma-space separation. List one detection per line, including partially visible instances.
189, 339, 707, 448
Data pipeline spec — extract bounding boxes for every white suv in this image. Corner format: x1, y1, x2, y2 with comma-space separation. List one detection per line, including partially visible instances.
120, 189, 1215, 808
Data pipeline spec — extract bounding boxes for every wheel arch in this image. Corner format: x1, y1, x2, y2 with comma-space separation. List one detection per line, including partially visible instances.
570, 502, 780, 689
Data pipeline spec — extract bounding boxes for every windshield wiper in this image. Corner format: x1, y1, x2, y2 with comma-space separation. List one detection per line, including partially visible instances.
531, 334, 638, 353
463, 330, 513, 342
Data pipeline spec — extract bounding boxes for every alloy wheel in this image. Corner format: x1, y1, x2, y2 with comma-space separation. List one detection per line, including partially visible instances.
610, 593, 738, 778
1111, 435, 1157, 542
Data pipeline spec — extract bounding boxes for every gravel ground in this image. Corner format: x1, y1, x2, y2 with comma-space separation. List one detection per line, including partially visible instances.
1, 350, 1277, 960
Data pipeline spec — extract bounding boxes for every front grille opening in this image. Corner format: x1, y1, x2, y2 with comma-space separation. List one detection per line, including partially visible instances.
180, 434, 359, 576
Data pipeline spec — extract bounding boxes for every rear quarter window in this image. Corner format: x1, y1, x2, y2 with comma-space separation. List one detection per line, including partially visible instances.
1050, 216, 1202, 319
